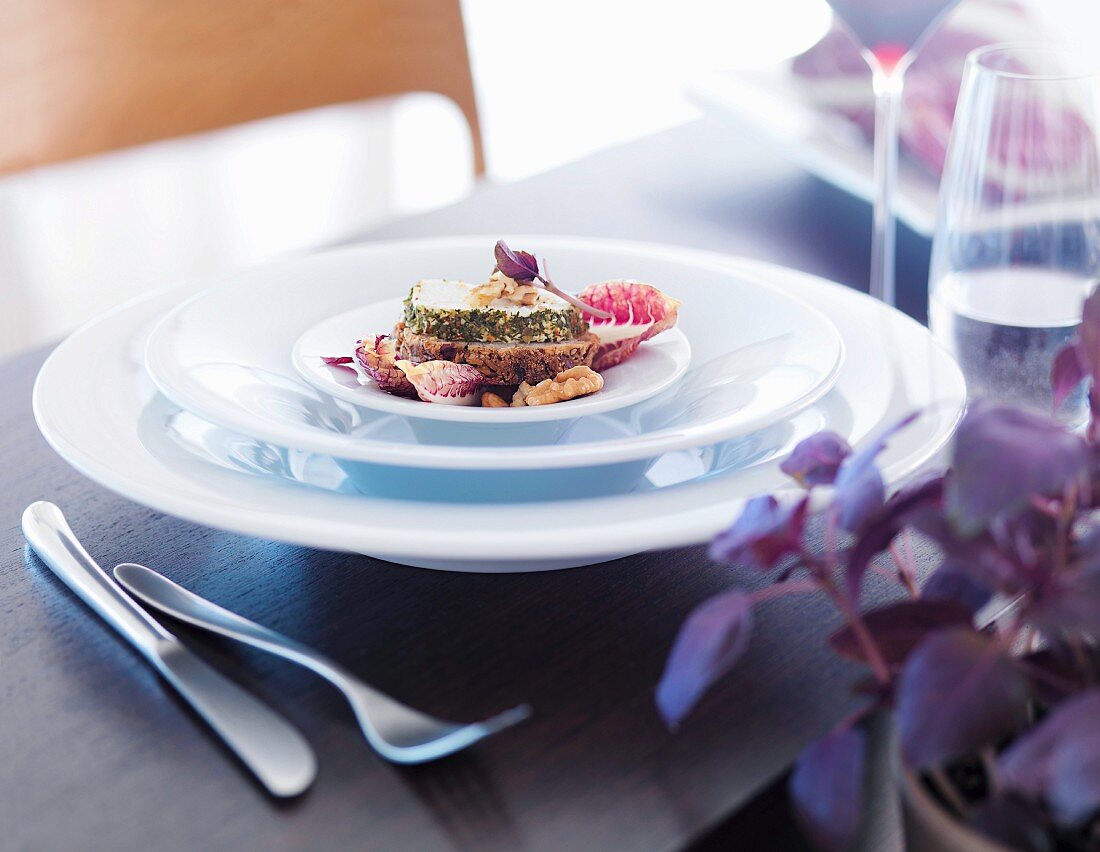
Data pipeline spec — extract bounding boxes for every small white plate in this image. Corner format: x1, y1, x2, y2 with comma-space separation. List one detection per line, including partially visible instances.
292, 298, 693, 426
34, 246, 966, 572
143, 236, 845, 469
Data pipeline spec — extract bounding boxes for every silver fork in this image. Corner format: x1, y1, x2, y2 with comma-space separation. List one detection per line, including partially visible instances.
114, 562, 531, 765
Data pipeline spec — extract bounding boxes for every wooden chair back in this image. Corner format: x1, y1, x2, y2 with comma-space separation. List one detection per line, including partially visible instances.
0, 0, 484, 175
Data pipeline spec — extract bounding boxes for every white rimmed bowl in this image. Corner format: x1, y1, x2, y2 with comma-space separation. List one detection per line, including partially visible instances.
143, 236, 846, 475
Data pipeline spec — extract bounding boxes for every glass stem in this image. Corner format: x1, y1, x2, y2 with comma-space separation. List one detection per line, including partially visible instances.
869, 67, 904, 307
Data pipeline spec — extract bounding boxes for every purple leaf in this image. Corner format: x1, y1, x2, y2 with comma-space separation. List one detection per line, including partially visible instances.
789, 725, 866, 852
997, 689, 1100, 826
1076, 285, 1100, 381
1051, 342, 1087, 410
493, 240, 540, 282
921, 559, 993, 614
780, 432, 852, 487
909, 509, 1024, 595
320, 355, 354, 366
828, 599, 972, 668
833, 412, 920, 534
708, 495, 808, 571
1027, 569, 1100, 645
1019, 641, 1100, 707
946, 402, 1091, 537
845, 472, 943, 601
897, 629, 1031, 768
656, 590, 753, 729
966, 796, 1053, 852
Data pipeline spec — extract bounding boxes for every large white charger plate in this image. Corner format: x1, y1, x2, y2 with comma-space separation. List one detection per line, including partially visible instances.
143, 237, 845, 470
33, 245, 966, 572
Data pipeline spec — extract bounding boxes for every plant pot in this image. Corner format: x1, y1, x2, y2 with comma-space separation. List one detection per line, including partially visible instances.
893, 747, 1012, 852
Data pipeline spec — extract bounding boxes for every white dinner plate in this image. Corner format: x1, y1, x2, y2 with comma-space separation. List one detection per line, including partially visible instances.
143, 237, 845, 470
34, 244, 966, 572
292, 299, 693, 426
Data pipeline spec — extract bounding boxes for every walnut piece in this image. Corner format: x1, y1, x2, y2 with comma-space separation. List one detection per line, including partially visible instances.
524, 366, 604, 406
467, 271, 541, 308
481, 391, 510, 407
511, 382, 533, 406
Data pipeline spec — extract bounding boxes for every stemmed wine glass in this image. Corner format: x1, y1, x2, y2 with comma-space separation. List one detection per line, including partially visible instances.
823, 0, 963, 306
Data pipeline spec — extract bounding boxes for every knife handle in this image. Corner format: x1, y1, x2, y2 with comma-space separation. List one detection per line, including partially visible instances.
22, 501, 172, 661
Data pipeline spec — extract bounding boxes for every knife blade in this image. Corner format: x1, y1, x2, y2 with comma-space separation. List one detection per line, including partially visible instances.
22, 501, 317, 797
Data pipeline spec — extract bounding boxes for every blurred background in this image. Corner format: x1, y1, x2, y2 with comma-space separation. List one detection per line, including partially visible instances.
1, 0, 1095, 359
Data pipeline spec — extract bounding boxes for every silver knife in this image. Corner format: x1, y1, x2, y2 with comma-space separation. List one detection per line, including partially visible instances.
21, 501, 317, 798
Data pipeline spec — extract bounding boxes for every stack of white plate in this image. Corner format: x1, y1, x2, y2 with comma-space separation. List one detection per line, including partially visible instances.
33, 237, 965, 572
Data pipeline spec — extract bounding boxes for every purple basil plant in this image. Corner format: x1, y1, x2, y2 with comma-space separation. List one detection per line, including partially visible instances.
657, 291, 1100, 851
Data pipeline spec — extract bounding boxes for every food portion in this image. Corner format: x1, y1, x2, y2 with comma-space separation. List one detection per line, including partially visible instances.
328, 241, 681, 409
403, 279, 588, 343
394, 323, 600, 386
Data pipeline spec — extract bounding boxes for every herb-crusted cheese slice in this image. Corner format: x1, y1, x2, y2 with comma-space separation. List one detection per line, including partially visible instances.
402, 279, 587, 343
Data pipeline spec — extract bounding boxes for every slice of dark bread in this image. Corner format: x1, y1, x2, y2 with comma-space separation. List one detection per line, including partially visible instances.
394, 322, 599, 385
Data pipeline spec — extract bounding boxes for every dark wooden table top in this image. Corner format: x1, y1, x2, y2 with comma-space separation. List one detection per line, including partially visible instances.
1, 117, 932, 851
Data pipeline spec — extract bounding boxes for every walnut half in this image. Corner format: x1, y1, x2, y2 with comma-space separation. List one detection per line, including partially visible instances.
481, 391, 510, 407
524, 366, 604, 406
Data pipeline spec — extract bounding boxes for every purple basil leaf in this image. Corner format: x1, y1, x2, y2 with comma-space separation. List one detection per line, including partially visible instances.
493, 240, 540, 282
780, 432, 852, 487
921, 559, 994, 614
997, 689, 1100, 826
1051, 342, 1087, 411
1076, 285, 1100, 381
897, 629, 1031, 768
656, 590, 754, 729
828, 599, 972, 668
946, 402, 1091, 538
966, 795, 1054, 852
909, 509, 1025, 596
1047, 724, 1100, 826
789, 725, 866, 852
1020, 642, 1100, 706
1027, 569, 1100, 637
846, 472, 944, 602
320, 355, 354, 366
833, 412, 920, 534
708, 495, 808, 571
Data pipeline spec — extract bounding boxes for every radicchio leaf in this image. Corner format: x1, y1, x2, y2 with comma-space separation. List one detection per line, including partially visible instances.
789, 725, 866, 852
946, 402, 1091, 538
780, 432, 852, 487
656, 590, 754, 729
828, 599, 972, 669
355, 335, 417, 397
997, 689, 1100, 826
320, 355, 354, 366
395, 360, 484, 405
897, 629, 1031, 769
576, 280, 681, 371
708, 495, 808, 571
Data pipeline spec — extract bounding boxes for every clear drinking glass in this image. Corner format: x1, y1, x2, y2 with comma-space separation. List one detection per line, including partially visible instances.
929, 44, 1100, 420
824, 0, 963, 306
